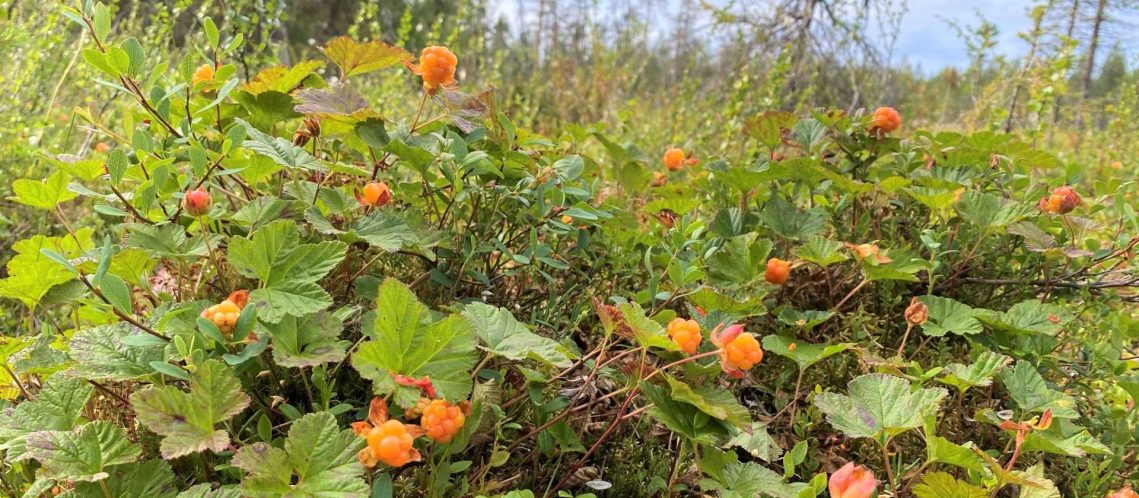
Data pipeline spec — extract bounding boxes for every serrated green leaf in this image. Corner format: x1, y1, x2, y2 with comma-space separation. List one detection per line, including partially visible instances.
351, 279, 477, 404
978, 300, 1069, 336
1000, 362, 1078, 419
1021, 429, 1110, 457
462, 302, 573, 368
814, 373, 947, 442
919, 296, 985, 337
233, 412, 367, 497
0, 375, 93, 462
912, 472, 987, 498
617, 302, 678, 351
26, 421, 140, 481
926, 436, 985, 472
238, 118, 323, 171
761, 335, 851, 371
67, 324, 165, 381
795, 236, 848, 267
59, 459, 177, 498
665, 375, 750, 427
939, 351, 1011, 394
11, 171, 78, 210
131, 359, 250, 458
261, 311, 349, 368
724, 422, 782, 462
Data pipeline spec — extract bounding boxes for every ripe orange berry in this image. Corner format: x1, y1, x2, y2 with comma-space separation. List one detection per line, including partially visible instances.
94, 142, 110, 153
357, 181, 392, 207
420, 400, 466, 443
667, 318, 702, 355
192, 64, 215, 86
366, 420, 418, 467
183, 187, 211, 216
723, 332, 763, 372
869, 107, 901, 134
561, 214, 573, 224
1037, 185, 1081, 215
663, 148, 686, 171
416, 46, 457, 93
200, 291, 248, 337
765, 258, 790, 285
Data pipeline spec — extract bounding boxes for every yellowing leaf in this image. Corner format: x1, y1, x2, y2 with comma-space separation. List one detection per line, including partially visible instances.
320, 37, 412, 78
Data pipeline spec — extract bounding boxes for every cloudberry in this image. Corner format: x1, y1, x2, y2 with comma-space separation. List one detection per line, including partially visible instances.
413, 46, 457, 94
404, 397, 432, 419
200, 290, 248, 337
1109, 486, 1139, 498
420, 399, 467, 443
561, 214, 573, 224
357, 181, 392, 207
352, 397, 423, 468
192, 64, 215, 86
828, 462, 877, 498
869, 107, 901, 134
365, 420, 418, 467
765, 258, 790, 285
711, 325, 762, 378
183, 187, 211, 216
663, 148, 686, 171
1037, 185, 1081, 214
667, 318, 701, 355
94, 142, 110, 153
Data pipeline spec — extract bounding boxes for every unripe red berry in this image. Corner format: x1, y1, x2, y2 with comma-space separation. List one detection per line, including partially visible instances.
183, 188, 211, 216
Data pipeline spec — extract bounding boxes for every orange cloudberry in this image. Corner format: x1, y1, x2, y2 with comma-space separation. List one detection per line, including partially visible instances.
711, 324, 763, 378
410, 46, 458, 94
765, 258, 790, 285
1037, 185, 1081, 215
352, 397, 423, 468
663, 148, 687, 171
420, 399, 468, 443
357, 181, 392, 207
200, 290, 249, 337
869, 106, 901, 134
192, 64, 215, 86
1108, 486, 1139, 498
667, 318, 702, 355
94, 142, 110, 153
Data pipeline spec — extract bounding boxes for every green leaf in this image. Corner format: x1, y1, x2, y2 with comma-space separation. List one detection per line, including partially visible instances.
0, 230, 94, 308
939, 351, 1011, 394
665, 376, 750, 427
11, 171, 78, 210
724, 422, 782, 462
237, 118, 323, 171
351, 279, 477, 404
639, 382, 728, 445
956, 190, 1032, 229
0, 376, 93, 462
250, 282, 334, 324
760, 197, 827, 240
743, 111, 797, 150
1014, 464, 1061, 498
925, 436, 985, 473
617, 302, 679, 351
761, 335, 851, 370
814, 373, 947, 442
233, 412, 367, 497
706, 233, 772, 286
177, 484, 243, 498
241, 60, 324, 95
918, 296, 985, 337
130, 359, 251, 458
60, 460, 177, 498
1021, 429, 1110, 457
795, 236, 847, 267
1000, 361, 1078, 419
26, 421, 141, 481
461, 302, 573, 368
320, 36, 413, 78
699, 461, 805, 498
978, 300, 1069, 336
124, 223, 213, 259
912, 472, 987, 498
67, 324, 165, 381
261, 312, 350, 368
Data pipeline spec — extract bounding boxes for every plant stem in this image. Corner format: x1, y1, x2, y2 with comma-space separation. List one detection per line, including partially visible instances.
881, 439, 897, 493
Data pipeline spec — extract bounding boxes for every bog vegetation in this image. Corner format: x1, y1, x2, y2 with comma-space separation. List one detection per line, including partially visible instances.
0, 1, 1137, 497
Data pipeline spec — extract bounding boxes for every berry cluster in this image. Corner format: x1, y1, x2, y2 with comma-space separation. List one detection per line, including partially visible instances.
200, 290, 248, 337
353, 395, 470, 469
420, 399, 466, 443
666, 318, 701, 355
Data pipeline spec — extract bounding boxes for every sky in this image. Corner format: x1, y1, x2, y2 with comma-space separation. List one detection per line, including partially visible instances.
489, 0, 1082, 72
